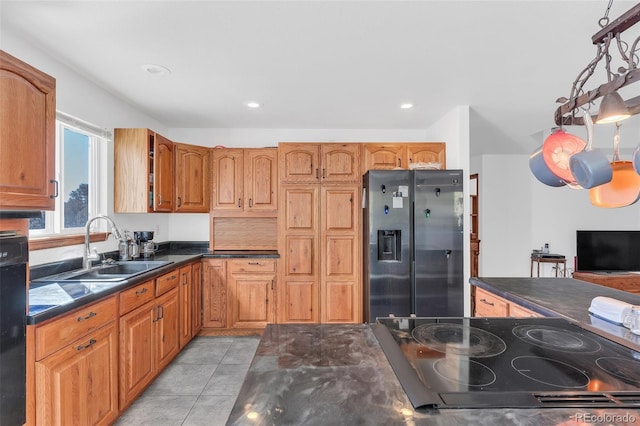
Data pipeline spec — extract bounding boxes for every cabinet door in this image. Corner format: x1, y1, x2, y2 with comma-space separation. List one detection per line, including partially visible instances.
228, 274, 275, 328
245, 148, 278, 213
155, 287, 180, 371
202, 259, 227, 328
279, 143, 320, 183
406, 143, 446, 169
321, 185, 361, 323
212, 149, 244, 212
278, 185, 320, 323
119, 300, 156, 409
174, 143, 210, 212
114, 128, 153, 213
474, 287, 509, 317
192, 261, 203, 336
154, 134, 174, 211
320, 144, 361, 182
361, 143, 404, 171
0, 50, 56, 210
35, 323, 118, 426
178, 265, 193, 348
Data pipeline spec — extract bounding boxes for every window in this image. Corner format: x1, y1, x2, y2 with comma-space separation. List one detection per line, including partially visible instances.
29, 113, 108, 238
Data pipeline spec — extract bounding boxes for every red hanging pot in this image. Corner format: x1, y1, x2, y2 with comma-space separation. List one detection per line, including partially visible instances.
542, 129, 586, 183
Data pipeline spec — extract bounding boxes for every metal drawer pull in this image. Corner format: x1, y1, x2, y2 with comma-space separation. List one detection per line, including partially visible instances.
77, 311, 97, 322
479, 298, 495, 306
50, 179, 59, 199
136, 288, 148, 295
77, 339, 96, 351
248, 262, 263, 266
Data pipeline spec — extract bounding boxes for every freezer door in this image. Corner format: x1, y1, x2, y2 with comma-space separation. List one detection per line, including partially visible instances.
363, 170, 411, 323
412, 170, 464, 316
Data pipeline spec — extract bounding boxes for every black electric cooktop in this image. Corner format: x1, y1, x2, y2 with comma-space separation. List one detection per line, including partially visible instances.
373, 317, 640, 408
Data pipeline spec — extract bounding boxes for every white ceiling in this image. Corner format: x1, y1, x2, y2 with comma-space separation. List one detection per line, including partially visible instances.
2, 0, 639, 156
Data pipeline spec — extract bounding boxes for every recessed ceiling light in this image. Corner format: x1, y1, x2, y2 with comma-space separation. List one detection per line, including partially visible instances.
400, 103, 413, 109
247, 102, 261, 108
141, 64, 171, 76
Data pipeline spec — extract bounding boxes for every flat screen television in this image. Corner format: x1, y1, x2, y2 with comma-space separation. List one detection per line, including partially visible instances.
576, 230, 640, 272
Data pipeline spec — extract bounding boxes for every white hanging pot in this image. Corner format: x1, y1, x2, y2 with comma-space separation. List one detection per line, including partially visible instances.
569, 111, 613, 189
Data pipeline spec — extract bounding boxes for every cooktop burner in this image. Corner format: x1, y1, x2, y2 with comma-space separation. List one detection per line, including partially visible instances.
512, 324, 601, 353
412, 323, 506, 358
372, 317, 640, 409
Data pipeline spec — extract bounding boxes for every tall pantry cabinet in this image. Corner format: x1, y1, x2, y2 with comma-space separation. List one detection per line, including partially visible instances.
277, 143, 362, 324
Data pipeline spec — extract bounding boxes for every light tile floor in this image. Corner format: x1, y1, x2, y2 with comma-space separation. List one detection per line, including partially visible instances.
114, 336, 261, 426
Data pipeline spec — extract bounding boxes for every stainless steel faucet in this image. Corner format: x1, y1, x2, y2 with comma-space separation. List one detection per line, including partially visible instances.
84, 215, 123, 270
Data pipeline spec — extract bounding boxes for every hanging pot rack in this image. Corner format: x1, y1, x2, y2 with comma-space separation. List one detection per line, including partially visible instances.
554, 3, 640, 126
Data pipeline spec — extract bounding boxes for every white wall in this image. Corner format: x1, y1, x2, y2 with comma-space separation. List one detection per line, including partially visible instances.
476, 152, 640, 278
423, 106, 471, 314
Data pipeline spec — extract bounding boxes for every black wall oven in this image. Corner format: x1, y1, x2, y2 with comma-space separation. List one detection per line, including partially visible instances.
0, 233, 27, 425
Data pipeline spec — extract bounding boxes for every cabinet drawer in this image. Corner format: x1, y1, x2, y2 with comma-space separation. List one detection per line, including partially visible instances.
35, 295, 117, 360
156, 270, 180, 296
229, 259, 276, 274
474, 288, 508, 317
120, 280, 155, 315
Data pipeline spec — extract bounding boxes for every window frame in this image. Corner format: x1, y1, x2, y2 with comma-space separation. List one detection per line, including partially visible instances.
29, 113, 110, 250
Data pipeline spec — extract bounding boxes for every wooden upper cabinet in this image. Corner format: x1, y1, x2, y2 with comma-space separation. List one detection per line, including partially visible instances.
211, 148, 277, 216
320, 144, 361, 183
154, 134, 174, 212
406, 143, 446, 168
279, 143, 360, 183
279, 143, 320, 183
174, 143, 209, 212
362, 144, 404, 170
244, 148, 278, 213
114, 129, 175, 213
362, 142, 446, 172
0, 50, 56, 210
211, 148, 243, 213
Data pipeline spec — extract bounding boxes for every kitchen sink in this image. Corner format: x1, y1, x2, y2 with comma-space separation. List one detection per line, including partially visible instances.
32, 260, 173, 284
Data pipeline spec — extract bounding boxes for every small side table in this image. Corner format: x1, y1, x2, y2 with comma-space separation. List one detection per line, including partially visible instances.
530, 254, 567, 277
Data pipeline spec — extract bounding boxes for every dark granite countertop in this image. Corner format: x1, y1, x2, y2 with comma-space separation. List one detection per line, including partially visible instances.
470, 277, 640, 351
27, 242, 279, 325
227, 323, 640, 425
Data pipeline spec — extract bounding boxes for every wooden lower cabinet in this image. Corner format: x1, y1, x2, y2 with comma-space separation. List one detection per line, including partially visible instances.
202, 259, 227, 328
473, 287, 542, 318
35, 322, 119, 426
119, 299, 156, 408
178, 265, 193, 348
202, 258, 278, 329
192, 261, 203, 335
119, 283, 180, 410
227, 260, 276, 328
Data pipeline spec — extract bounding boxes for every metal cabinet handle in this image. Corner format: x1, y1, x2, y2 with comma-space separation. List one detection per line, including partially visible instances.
271, 280, 274, 291
238, 198, 242, 208
249, 198, 253, 208
397, 158, 401, 168
77, 311, 97, 322
177, 196, 182, 207
136, 288, 148, 296
315, 168, 319, 178
77, 339, 96, 351
322, 168, 326, 179
479, 298, 495, 307
158, 305, 164, 320
248, 262, 263, 266
49, 179, 59, 199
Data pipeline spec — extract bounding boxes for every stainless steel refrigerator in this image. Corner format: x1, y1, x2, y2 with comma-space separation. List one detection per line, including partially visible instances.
363, 170, 464, 323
